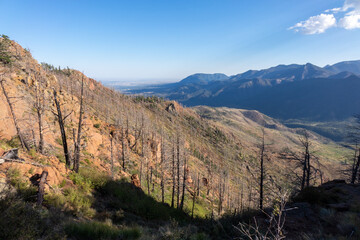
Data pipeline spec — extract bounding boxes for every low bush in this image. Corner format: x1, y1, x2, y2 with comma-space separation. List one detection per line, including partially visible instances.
292, 187, 340, 206
65, 220, 141, 240
0, 195, 65, 240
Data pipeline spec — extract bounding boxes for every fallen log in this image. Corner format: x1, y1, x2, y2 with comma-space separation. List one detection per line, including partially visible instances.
2, 148, 20, 160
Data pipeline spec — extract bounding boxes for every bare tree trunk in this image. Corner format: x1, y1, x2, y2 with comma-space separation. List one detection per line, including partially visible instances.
37, 108, 44, 153
0, 78, 30, 151
110, 136, 114, 179
146, 157, 150, 195
191, 172, 200, 218
218, 179, 223, 215
176, 134, 180, 208
259, 128, 265, 210
37, 170, 48, 206
160, 130, 165, 203
122, 129, 126, 171
180, 154, 187, 210
171, 139, 175, 208
73, 76, 85, 173
306, 151, 310, 187
34, 75, 45, 154
351, 145, 359, 184
53, 90, 71, 168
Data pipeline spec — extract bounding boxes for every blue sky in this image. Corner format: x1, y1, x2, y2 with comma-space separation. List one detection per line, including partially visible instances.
1, 0, 359, 82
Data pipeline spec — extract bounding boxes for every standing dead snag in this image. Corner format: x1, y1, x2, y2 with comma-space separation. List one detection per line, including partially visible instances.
191, 172, 200, 218
259, 128, 265, 210
350, 144, 360, 184
121, 128, 126, 171
160, 129, 166, 203
73, 76, 85, 173
34, 73, 46, 154
0, 76, 30, 151
37, 170, 48, 206
30, 170, 49, 206
299, 130, 311, 190
171, 138, 176, 208
180, 152, 187, 210
52, 89, 72, 168
176, 134, 180, 208
110, 132, 114, 179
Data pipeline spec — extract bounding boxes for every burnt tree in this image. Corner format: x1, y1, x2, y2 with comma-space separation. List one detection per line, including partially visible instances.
73, 76, 85, 173
52, 89, 72, 168
0, 76, 30, 151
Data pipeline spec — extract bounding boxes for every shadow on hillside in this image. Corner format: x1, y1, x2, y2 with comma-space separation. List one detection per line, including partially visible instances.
92, 178, 265, 239
93, 179, 191, 225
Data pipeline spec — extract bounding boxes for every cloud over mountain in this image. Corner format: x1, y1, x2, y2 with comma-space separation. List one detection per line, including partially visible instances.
289, 0, 360, 34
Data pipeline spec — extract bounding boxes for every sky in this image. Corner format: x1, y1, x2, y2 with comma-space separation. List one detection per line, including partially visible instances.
1, 0, 360, 82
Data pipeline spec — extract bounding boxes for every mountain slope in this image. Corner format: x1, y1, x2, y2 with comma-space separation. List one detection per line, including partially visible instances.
325, 60, 360, 75
124, 62, 360, 122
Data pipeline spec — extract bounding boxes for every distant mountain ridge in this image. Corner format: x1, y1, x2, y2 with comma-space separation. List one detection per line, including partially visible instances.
325, 60, 360, 75
123, 60, 360, 122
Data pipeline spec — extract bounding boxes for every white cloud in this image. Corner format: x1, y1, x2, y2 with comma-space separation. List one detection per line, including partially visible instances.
288, 14, 337, 34
339, 0, 360, 29
289, 0, 360, 34
343, 0, 360, 12
339, 13, 360, 29
325, 8, 342, 13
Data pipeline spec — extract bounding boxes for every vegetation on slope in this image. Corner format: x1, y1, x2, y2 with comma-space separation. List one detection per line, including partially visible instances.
0, 35, 359, 239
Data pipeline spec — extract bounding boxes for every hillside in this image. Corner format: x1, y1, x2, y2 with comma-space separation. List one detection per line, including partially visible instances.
0, 36, 356, 239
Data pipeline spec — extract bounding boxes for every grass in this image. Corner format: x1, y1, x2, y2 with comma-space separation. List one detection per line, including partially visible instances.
65, 220, 141, 240
7, 167, 37, 201
45, 168, 108, 218
0, 195, 65, 240
97, 179, 190, 221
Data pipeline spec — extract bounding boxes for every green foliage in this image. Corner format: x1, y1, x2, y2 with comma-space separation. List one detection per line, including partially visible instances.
55, 137, 63, 146
7, 167, 37, 200
205, 126, 227, 144
0, 34, 13, 64
0, 196, 65, 240
133, 95, 164, 104
45, 188, 95, 218
69, 171, 93, 193
7, 136, 21, 148
65, 221, 141, 240
93, 123, 101, 129
41, 62, 72, 76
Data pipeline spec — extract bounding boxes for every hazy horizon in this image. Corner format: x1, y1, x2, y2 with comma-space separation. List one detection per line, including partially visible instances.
1, 0, 360, 82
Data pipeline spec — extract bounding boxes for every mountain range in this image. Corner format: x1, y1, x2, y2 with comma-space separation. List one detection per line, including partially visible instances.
124, 60, 360, 122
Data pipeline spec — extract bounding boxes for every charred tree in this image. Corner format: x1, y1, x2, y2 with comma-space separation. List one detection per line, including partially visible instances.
73, 76, 85, 173
52, 89, 71, 168
34, 74, 45, 154
259, 128, 265, 210
171, 138, 176, 208
0, 77, 30, 151
179, 153, 187, 210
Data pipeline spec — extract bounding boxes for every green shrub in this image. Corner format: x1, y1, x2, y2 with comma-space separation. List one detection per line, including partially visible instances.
69, 172, 93, 193
0, 35, 13, 64
63, 188, 95, 218
293, 187, 340, 206
65, 221, 141, 240
93, 123, 101, 129
99, 179, 188, 221
0, 196, 65, 239
7, 167, 37, 201
7, 136, 21, 148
